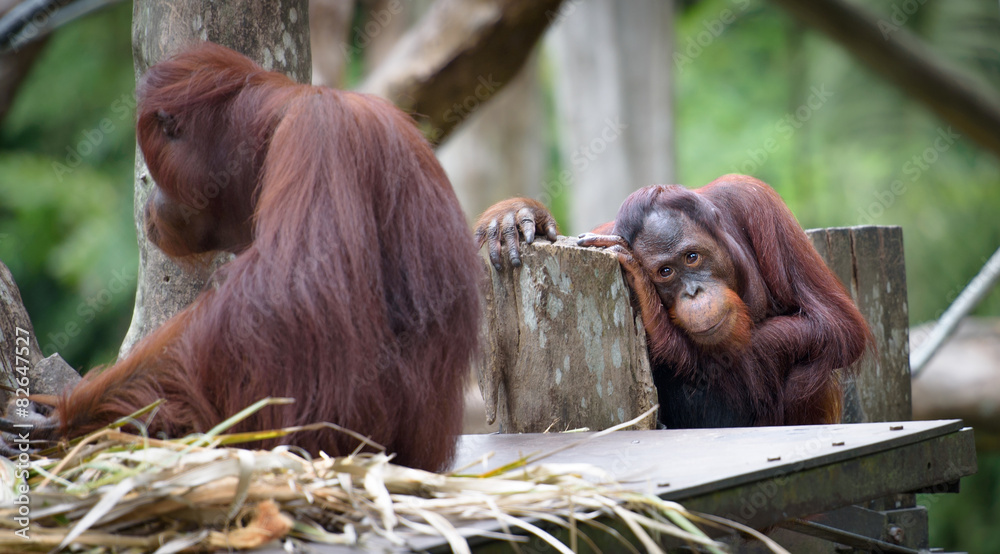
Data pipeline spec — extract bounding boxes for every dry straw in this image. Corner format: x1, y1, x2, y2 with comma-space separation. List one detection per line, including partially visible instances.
0, 398, 787, 553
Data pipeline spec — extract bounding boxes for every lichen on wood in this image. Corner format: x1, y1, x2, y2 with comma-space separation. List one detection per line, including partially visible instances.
478, 236, 657, 433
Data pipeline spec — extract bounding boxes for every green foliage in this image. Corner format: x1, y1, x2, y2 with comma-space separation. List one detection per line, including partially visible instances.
0, 2, 137, 369
673, 0, 1000, 325
673, 2, 1000, 551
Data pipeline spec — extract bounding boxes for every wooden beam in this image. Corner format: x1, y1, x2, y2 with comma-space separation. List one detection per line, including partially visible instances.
769, 0, 1000, 159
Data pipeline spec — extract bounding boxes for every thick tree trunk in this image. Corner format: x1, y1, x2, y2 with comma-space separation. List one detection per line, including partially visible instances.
478, 237, 657, 433
120, 1, 312, 357
545, 0, 675, 232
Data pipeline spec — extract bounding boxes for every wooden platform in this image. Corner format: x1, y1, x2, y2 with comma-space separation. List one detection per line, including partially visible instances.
287, 419, 975, 552
453, 420, 975, 531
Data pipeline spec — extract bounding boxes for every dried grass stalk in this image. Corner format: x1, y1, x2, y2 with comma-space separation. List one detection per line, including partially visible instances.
0, 400, 786, 553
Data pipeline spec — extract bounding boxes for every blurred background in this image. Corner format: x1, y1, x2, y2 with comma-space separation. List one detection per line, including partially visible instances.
0, 0, 997, 550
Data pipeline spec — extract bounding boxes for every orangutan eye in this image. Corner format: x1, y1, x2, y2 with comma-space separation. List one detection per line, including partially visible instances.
156, 110, 181, 139
658, 266, 673, 278
685, 252, 700, 265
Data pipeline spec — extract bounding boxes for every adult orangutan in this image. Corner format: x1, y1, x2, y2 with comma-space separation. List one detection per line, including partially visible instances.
475, 175, 870, 428
3, 42, 480, 471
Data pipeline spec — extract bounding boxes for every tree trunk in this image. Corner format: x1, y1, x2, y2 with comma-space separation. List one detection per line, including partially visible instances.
545, 0, 675, 233
359, 0, 564, 144
478, 237, 657, 433
308, 0, 353, 86
120, 1, 312, 357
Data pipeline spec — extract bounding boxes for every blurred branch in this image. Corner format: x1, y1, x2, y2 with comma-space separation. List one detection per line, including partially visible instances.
0, 0, 71, 52
0, 0, 127, 53
0, 0, 46, 123
769, 0, 1000, 159
911, 247, 1000, 375
359, 0, 565, 145
911, 317, 1000, 447
0, 0, 125, 122
0, 40, 44, 124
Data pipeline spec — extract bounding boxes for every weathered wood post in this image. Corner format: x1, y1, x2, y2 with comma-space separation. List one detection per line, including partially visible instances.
477, 226, 912, 434
478, 237, 657, 433
807, 226, 911, 423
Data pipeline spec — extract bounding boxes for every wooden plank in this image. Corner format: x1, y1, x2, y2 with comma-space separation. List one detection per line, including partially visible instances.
685, 429, 974, 531
452, 420, 969, 499
807, 227, 865, 423
853, 226, 912, 421
807, 226, 911, 423
253, 422, 974, 553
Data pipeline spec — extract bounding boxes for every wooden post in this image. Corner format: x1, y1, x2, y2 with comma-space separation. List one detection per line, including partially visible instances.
477, 226, 912, 434
807, 225, 911, 423
477, 237, 657, 433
